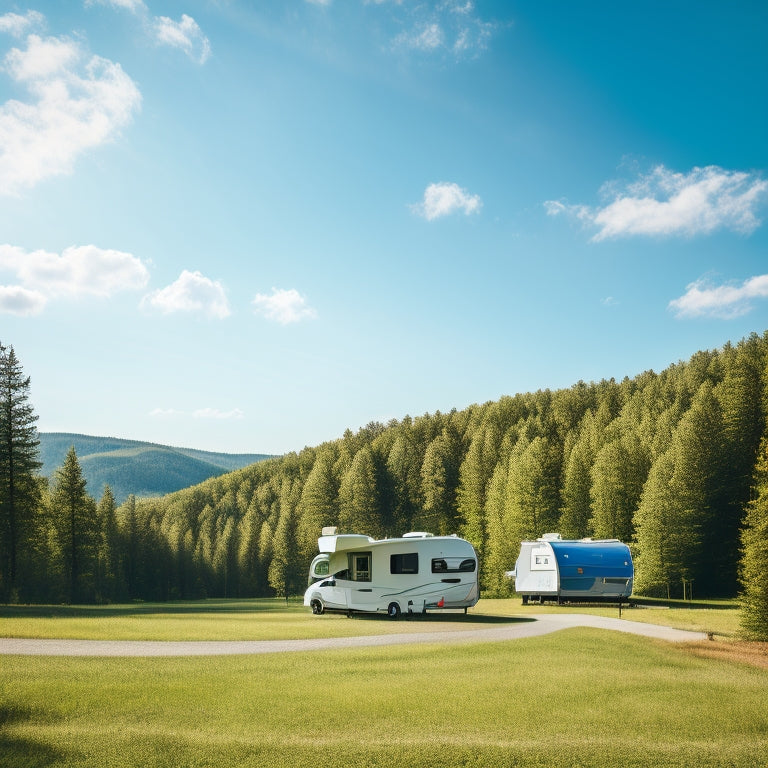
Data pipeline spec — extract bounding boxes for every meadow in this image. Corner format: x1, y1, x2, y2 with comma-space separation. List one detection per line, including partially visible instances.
1, 598, 766, 768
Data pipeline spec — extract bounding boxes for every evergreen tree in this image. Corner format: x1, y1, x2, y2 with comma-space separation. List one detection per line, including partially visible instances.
268, 478, 301, 597
338, 446, 383, 537
0, 344, 42, 600
457, 422, 500, 557
590, 429, 649, 541
386, 433, 422, 535
482, 457, 514, 595
559, 411, 602, 539
419, 429, 461, 535
634, 383, 725, 596
713, 335, 766, 594
50, 447, 97, 603
296, 448, 339, 563
119, 494, 142, 598
739, 438, 768, 640
504, 435, 560, 543
96, 485, 122, 602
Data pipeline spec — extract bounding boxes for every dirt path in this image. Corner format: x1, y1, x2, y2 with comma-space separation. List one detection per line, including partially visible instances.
0, 614, 707, 656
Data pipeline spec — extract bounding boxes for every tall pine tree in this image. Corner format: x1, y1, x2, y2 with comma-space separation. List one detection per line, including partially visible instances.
0, 344, 42, 601
51, 447, 97, 603
739, 438, 768, 640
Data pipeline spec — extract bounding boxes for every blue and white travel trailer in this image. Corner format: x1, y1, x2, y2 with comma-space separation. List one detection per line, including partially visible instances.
304, 528, 480, 618
506, 533, 634, 604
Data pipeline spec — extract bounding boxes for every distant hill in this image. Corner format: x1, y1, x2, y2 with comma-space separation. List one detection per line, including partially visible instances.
38, 433, 273, 504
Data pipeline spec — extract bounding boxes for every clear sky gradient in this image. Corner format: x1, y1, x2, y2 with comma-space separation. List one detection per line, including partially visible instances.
1, 1, 766, 454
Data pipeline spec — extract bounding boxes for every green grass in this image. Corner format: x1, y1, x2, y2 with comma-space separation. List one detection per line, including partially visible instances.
0, 599, 524, 641
0, 596, 742, 640
2, 627, 766, 768
1, 599, 766, 767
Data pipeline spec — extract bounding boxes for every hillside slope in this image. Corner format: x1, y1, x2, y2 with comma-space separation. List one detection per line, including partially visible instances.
38, 433, 273, 503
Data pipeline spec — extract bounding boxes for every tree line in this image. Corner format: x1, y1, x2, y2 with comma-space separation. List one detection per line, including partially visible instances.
1, 334, 767, 638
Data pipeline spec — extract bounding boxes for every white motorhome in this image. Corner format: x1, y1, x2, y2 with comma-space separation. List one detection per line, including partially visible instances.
303, 528, 480, 618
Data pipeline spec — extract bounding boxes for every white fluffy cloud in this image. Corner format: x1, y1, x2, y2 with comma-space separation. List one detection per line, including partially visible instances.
0, 10, 45, 37
545, 166, 767, 241
142, 270, 231, 319
153, 14, 211, 64
0, 244, 149, 314
669, 274, 768, 319
0, 285, 47, 316
412, 181, 482, 220
0, 31, 141, 196
252, 288, 317, 325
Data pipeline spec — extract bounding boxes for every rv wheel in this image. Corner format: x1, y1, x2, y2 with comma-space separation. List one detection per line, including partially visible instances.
311, 599, 324, 615
387, 602, 401, 620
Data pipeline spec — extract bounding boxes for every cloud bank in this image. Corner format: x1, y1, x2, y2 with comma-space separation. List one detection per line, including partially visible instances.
545, 165, 767, 241
669, 274, 768, 319
0, 244, 149, 315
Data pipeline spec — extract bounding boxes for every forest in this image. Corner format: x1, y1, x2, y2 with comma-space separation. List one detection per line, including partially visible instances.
1, 333, 767, 638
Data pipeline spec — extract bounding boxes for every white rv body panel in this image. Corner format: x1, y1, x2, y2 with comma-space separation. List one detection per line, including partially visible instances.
304, 532, 479, 617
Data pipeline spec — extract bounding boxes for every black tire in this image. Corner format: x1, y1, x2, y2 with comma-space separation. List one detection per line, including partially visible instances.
387, 602, 401, 620
311, 599, 324, 615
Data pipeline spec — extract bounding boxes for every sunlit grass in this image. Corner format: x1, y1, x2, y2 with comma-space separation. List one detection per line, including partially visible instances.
1, 628, 766, 768
0, 596, 741, 640
479, 597, 742, 639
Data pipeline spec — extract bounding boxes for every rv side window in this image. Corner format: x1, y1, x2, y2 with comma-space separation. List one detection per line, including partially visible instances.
391, 553, 419, 574
432, 557, 476, 573
531, 549, 552, 571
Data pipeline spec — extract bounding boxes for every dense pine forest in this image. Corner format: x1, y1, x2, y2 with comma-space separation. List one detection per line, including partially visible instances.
1, 333, 768, 637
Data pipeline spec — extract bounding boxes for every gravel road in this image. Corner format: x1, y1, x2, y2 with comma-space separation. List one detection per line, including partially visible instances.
0, 614, 707, 657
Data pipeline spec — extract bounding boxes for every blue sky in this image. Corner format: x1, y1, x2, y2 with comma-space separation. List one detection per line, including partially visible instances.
0, 1, 766, 455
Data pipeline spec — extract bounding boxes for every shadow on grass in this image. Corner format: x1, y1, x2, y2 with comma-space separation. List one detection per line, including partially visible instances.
631, 597, 738, 611
0, 706, 65, 768
336, 612, 535, 626
0, 598, 303, 619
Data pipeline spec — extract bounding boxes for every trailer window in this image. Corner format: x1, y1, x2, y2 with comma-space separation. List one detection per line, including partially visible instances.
531, 548, 552, 571
391, 553, 419, 574
432, 557, 476, 573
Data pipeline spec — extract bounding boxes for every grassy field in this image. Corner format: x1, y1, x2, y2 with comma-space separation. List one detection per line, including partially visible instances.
0, 596, 744, 640
1, 599, 766, 767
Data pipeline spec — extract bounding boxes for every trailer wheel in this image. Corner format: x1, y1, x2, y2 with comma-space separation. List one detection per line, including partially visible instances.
387, 602, 401, 620
311, 599, 324, 615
